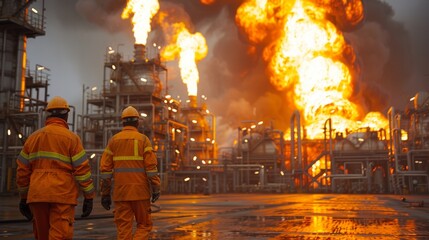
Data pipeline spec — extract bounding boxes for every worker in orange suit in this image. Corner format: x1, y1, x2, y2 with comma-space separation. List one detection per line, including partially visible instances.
100, 106, 161, 240
16, 96, 95, 239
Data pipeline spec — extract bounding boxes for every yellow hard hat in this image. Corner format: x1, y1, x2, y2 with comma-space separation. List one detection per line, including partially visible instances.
121, 106, 139, 121
46, 96, 70, 112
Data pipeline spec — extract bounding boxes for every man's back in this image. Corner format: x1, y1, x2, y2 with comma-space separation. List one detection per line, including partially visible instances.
17, 117, 93, 205
101, 126, 153, 201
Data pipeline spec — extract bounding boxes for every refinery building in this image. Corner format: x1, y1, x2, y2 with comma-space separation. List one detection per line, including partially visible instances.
0, 0, 428, 196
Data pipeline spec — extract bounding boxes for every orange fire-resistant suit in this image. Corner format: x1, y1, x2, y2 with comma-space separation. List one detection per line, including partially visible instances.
100, 126, 161, 240
16, 117, 95, 239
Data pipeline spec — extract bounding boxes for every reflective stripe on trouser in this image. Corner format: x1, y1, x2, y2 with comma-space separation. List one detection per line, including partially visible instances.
114, 200, 152, 240
29, 202, 75, 240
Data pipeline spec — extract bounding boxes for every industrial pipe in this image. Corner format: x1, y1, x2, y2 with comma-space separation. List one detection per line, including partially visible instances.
290, 110, 302, 189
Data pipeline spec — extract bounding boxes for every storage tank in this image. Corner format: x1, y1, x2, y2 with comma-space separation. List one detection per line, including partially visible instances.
335, 129, 386, 151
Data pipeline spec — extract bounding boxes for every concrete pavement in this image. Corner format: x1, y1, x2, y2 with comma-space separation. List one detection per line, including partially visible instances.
1, 193, 429, 239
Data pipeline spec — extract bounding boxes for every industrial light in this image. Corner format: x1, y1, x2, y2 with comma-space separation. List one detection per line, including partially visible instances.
31, 8, 38, 13
37, 66, 45, 71
193, 156, 197, 161
140, 77, 147, 82
18, 134, 23, 139
206, 138, 211, 142
202, 178, 207, 182
258, 121, 263, 125
254, 171, 259, 175
196, 166, 201, 169
280, 171, 284, 176
112, 65, 116, 70
176, 129, 182, 133
192, 120, 197, 124
211, 140, 215, 144
251, 124, 256, 129
208, 160, 212, 164
91, 87, 97, 91
202, 160, 206, 164
172, 109, 178, 113
190, 138, 195, 142
401, 130, 408, 141
175, 149, 180, 154
7, 129, 11, 136
90, 153, 96, 159
165, 95, 171, 99
184, 177, 190, 182
140, 113, 147, 117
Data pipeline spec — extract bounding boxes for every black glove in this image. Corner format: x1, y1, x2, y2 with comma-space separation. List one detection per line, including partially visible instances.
81, 198, 93, 218
151, 191, 160, 203
101, 195, 111, 210
19, 199, 33, 221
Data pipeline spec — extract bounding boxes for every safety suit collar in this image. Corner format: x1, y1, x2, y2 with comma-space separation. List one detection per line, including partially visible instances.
45, 117, 69, 129
122, 126, 138, 131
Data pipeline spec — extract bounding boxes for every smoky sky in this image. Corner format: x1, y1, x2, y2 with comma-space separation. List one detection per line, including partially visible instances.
71, 0, 428, 146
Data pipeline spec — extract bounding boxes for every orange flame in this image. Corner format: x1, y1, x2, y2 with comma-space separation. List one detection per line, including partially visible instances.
121, 0, 160, 45
200, 0, 215, 5
161, 23, 208, 97
236, 0, 388, 138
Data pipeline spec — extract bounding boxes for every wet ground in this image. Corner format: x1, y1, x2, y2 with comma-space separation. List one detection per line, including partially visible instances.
1, 193, 429, 239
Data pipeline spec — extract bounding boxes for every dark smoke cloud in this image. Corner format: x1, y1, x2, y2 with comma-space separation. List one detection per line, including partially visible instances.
75, 0, 427, 145
346, 0, 414, 113
76, 0, 129, 33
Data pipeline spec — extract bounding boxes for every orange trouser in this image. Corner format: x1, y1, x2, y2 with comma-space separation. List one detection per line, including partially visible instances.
114, 200, 152, 240
29, 202, 75, 240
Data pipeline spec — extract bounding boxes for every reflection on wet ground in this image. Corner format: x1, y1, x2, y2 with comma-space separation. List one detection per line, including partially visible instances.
1, 194, 428, 239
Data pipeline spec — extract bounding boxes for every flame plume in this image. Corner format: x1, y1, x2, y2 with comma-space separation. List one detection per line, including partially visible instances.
236, 0, 388, 138
161, 23, 208, 97
121, 0, 160, 45
200, 0, 215, 5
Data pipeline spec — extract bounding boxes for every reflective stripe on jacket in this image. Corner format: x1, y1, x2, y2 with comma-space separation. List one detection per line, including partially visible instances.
16, 117, 95, 204
100, 126, 161, 201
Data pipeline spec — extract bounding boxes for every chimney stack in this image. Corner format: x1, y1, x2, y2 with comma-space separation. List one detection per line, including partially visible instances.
188, 95, 197, 108
134, 44, 146, 62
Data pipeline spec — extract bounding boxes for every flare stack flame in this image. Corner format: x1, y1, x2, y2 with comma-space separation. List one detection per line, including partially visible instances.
161, 23, 208, 97
122, 0, 160, 45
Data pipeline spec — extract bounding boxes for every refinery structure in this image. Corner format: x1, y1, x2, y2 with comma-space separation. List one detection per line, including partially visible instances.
0, 0, 428, 196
